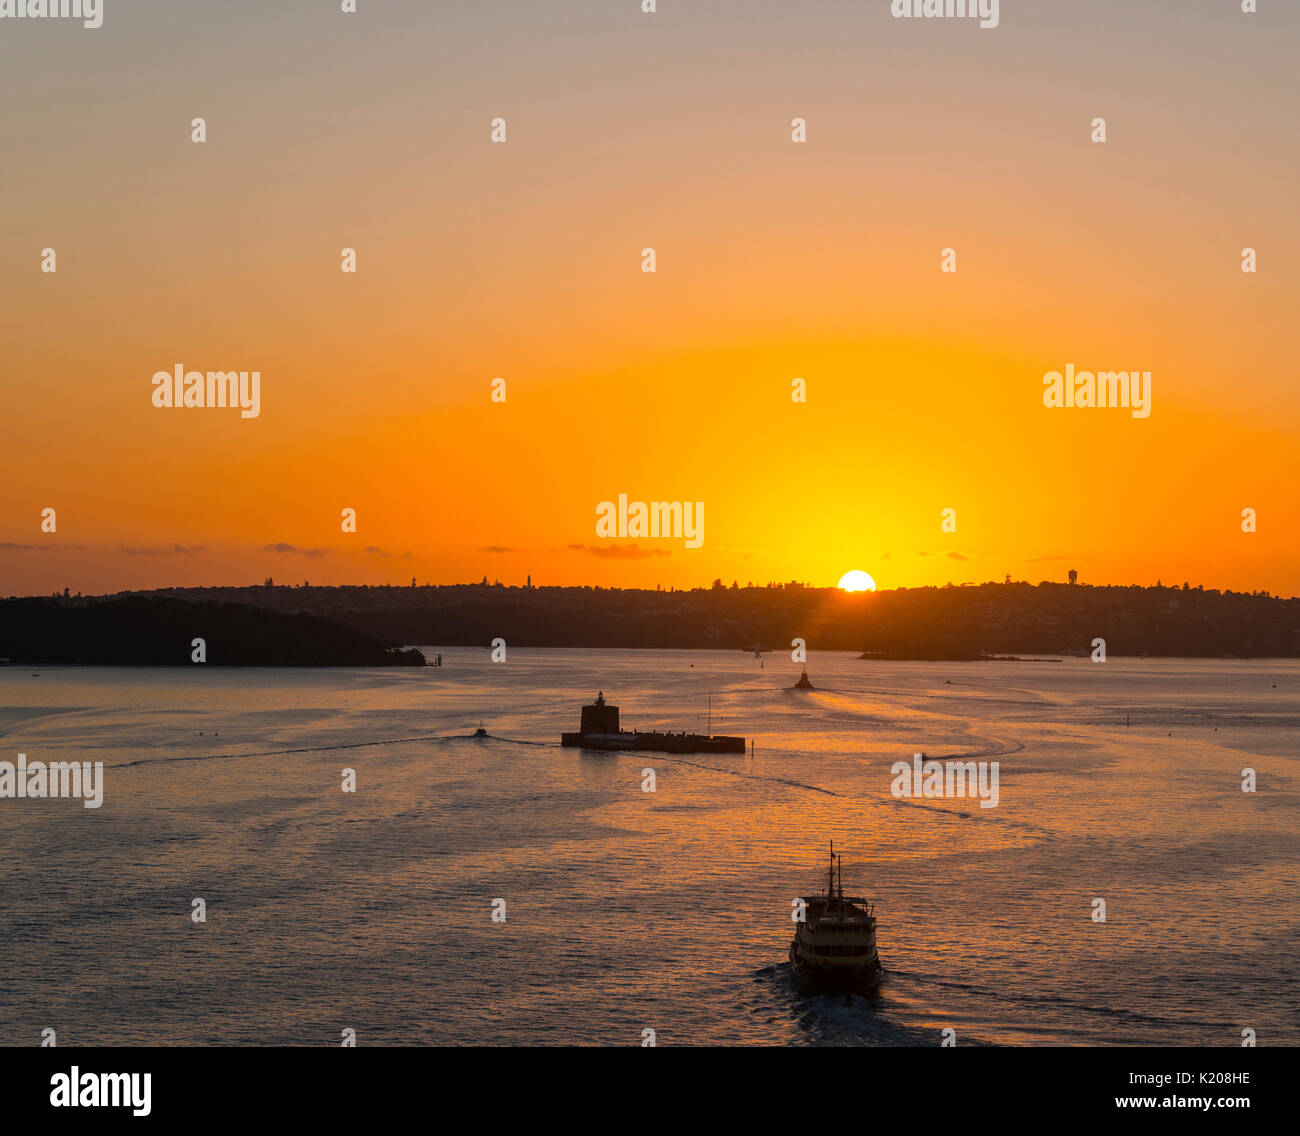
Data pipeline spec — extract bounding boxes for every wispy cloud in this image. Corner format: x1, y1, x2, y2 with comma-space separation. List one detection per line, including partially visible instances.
0, 542, 85, 552
946, 551, 970, 561
121, 544, 205, 556
567, 543, 671, 561
713, 545, 758, 560
365, 546, 413, 559
478, 546, 514, 554
263, 543, 331, 559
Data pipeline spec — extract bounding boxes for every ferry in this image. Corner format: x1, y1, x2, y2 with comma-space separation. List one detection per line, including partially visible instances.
789, 843, 884, 993
561, 692, 746, 754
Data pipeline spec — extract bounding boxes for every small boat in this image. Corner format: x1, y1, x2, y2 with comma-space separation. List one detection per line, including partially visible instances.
473, 722, 488, 738
793, 667, 814, 689
789, 843, 884, 993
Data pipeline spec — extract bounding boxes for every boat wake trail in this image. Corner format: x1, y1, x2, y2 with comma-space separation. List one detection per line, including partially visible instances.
107, 733, 475, 770
934, 734, 1026, 761
659, 755, 840, 796
750, 963, 942, 1046
901, 969, 1236, 1033
486, 735, 562, 748
815, 684, 1053, 709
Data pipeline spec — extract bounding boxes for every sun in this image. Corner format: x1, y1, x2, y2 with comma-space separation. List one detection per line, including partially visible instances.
838, 570, 876, 592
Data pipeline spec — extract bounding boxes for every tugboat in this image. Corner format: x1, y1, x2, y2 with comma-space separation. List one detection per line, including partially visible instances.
793, 667, 814, 689
789, 842, 884, 993
561, 692, 746, 754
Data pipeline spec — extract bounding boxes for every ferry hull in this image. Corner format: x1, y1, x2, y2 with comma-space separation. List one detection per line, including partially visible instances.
789, 943, 884, 993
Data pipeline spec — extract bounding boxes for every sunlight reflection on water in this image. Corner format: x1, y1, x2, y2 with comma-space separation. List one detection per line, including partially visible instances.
0, 651, 1295, 1046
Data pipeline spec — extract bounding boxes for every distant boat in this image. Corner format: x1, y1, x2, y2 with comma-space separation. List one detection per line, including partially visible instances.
793, 667, 814, 690
560, 692, 746, 754
473, 721, 488, 738
789, 843, 885, 993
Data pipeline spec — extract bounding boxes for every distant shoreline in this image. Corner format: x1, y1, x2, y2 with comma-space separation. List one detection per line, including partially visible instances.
3, 581, 1296, 662
0, 596, 425, 667
4, 649, 1297, 669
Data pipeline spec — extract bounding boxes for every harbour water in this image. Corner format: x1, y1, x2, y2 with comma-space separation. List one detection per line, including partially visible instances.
1, 650, 1296, 1046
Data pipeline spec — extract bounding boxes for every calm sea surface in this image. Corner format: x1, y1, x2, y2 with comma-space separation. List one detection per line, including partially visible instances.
1, 651, 1296, 1046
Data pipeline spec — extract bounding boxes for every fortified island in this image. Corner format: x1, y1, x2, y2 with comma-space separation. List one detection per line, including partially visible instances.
561, 692, 746, 754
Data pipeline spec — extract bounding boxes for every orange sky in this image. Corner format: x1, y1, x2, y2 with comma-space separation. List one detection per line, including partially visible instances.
2, 1, 1297, 596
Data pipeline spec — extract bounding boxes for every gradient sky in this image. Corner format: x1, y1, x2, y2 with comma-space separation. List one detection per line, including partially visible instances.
2, 0, 1297, 596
